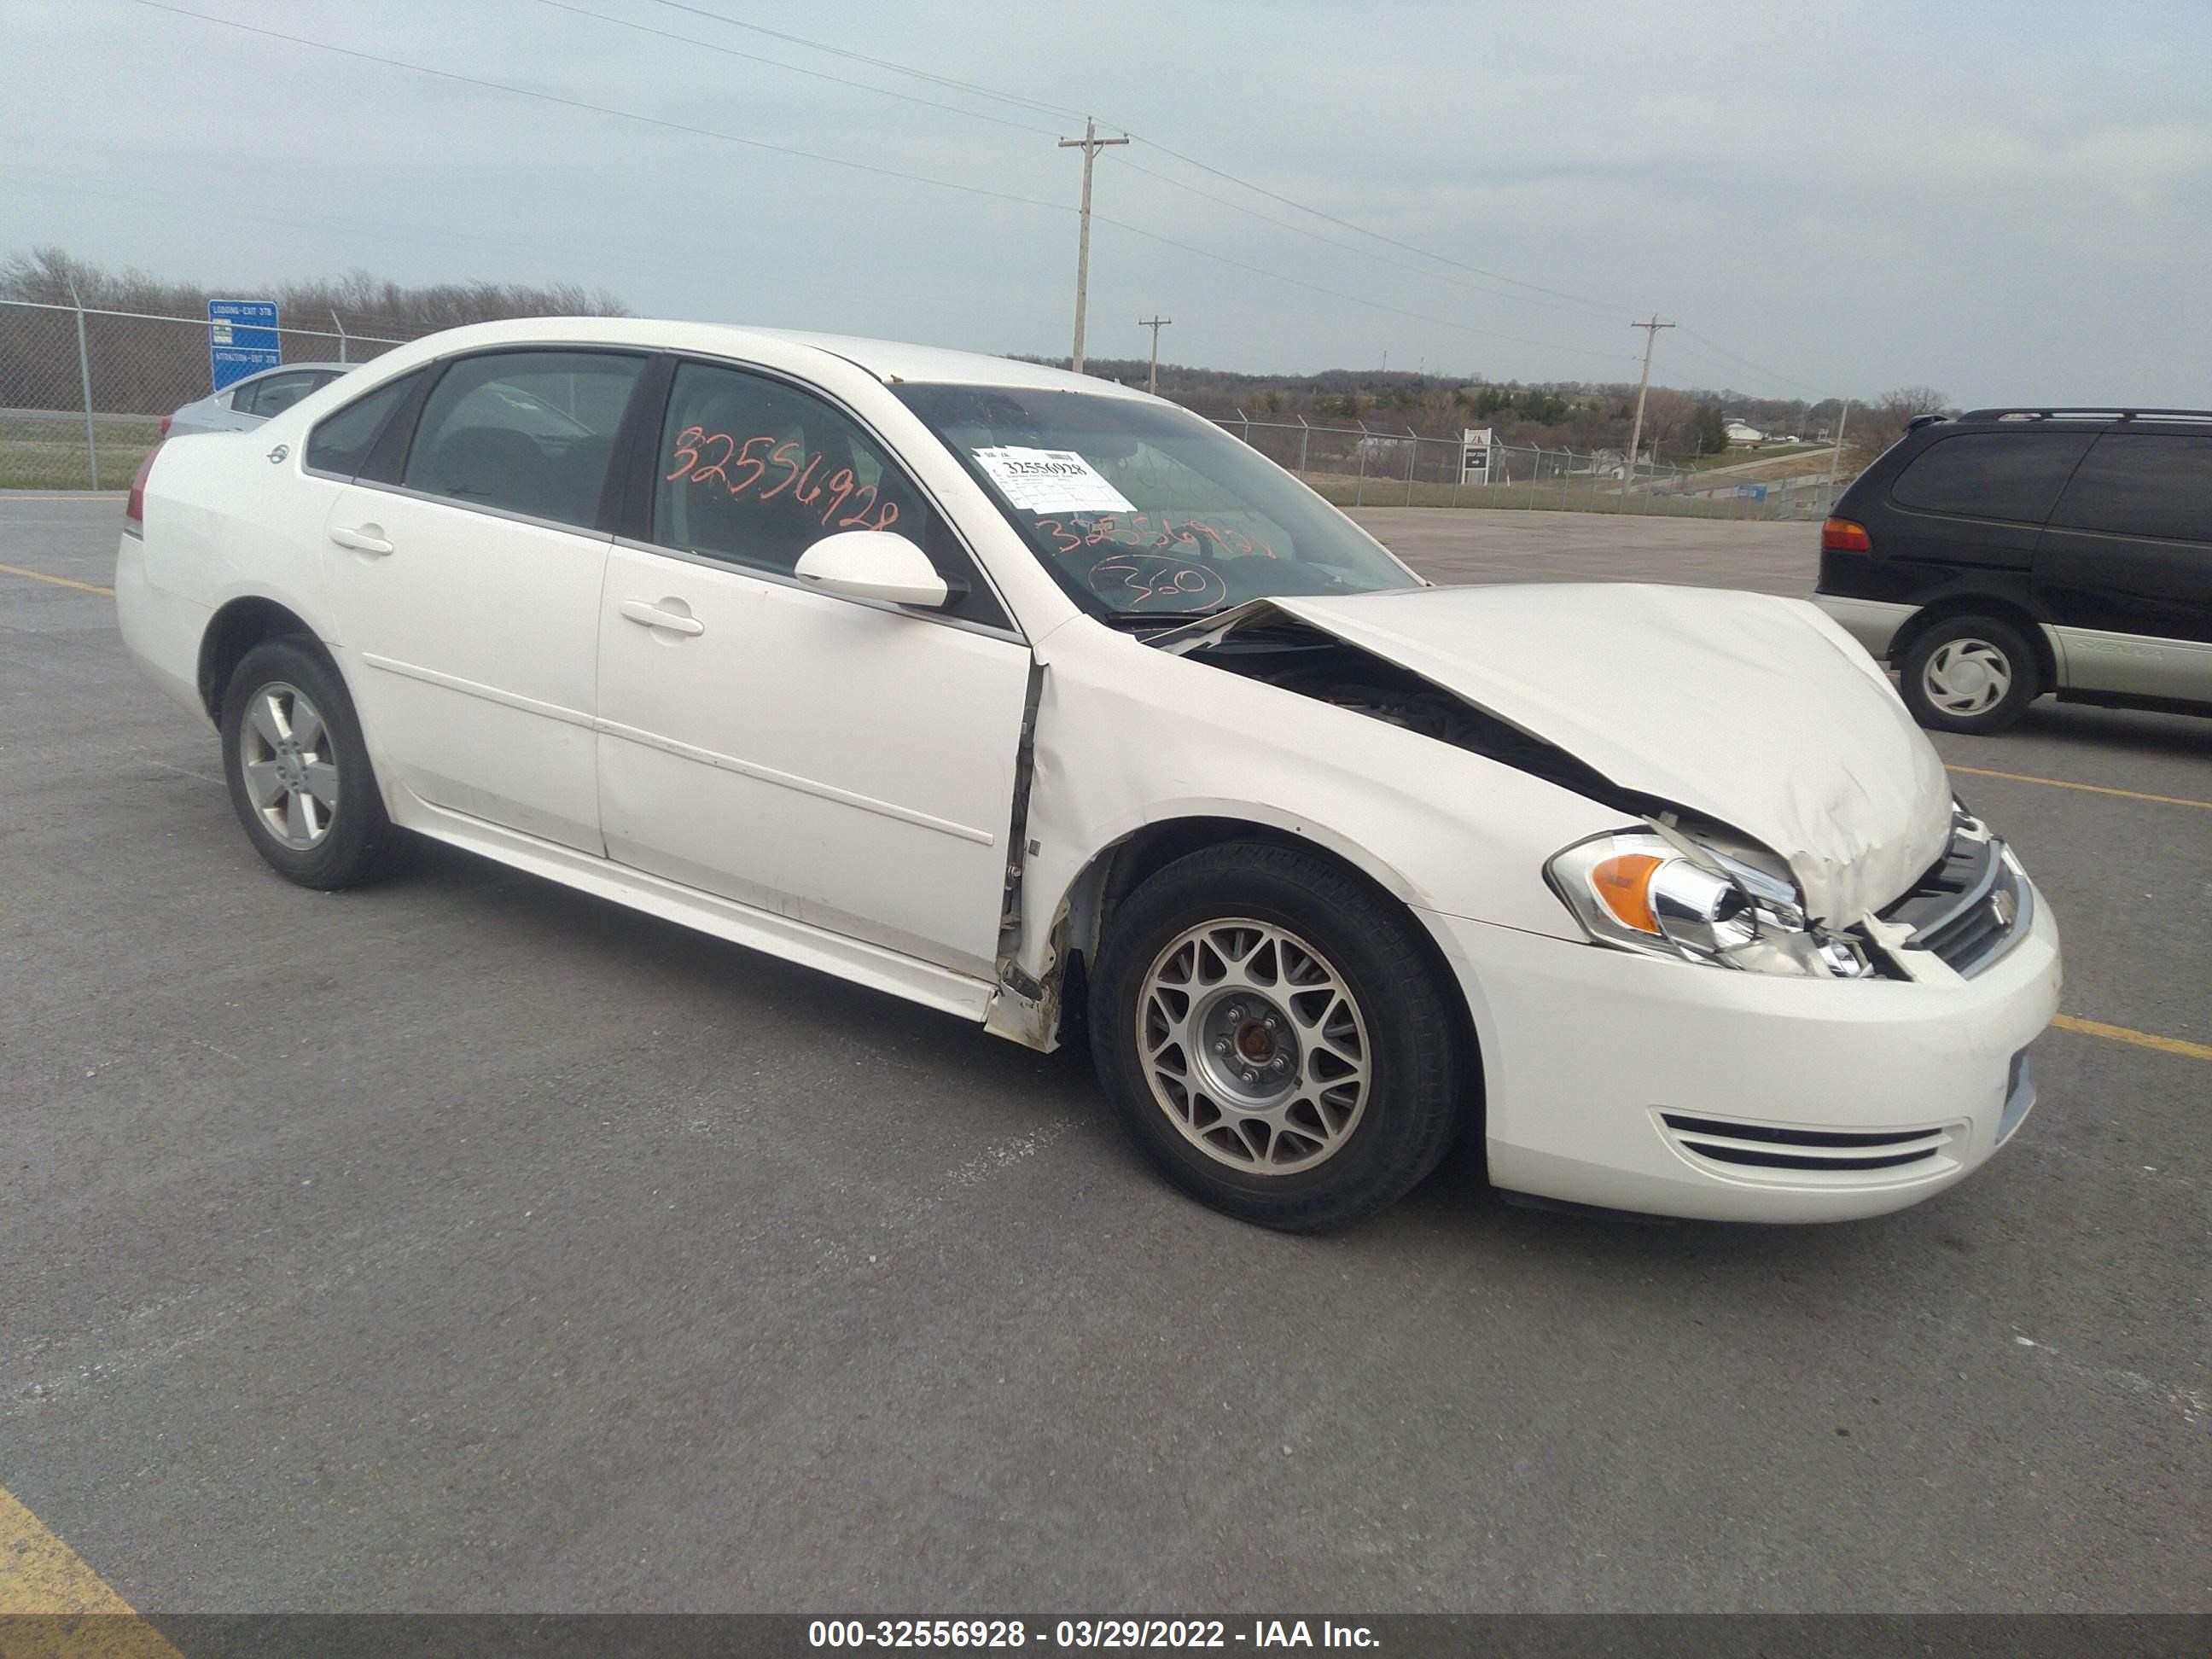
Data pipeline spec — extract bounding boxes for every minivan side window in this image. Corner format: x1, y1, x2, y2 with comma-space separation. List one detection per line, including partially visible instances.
304, 371, 422, 479
651, 360, 1009, 628
2047, 434, 2212, 544
401, 350, 648, 529
1889, 432, 2092, 522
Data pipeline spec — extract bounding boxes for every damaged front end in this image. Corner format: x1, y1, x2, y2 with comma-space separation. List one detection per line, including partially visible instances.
1147, 586, 1979, 983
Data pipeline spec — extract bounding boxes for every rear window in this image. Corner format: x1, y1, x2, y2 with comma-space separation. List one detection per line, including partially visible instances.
304, 372, 421, 479
2047, 434, 2212, 543
1889, 432, 2091, 522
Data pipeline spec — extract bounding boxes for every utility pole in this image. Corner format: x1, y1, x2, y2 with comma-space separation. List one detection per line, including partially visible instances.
1138, 315, 1172, 395
1826, 398, 1852, 513
1057, 118, 1127, 375
1623, 314, 1674, 494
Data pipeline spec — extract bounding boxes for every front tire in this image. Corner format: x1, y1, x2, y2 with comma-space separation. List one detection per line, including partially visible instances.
220, 637, 394, 888
1897, 614, 2041, 734
1089, 841, 1469, 1232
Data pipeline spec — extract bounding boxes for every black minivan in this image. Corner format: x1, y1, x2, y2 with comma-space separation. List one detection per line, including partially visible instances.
1813, 408, 2212, 733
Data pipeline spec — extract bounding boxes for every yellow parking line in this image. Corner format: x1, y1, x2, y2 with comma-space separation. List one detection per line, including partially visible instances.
0, 562, 114, 597
2053, 1013, 2212, 1062
0, 1484, 182, 1654
1948, 765, 2212, 812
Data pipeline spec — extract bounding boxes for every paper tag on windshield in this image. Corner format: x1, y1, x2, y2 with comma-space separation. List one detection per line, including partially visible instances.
969, 445, 1135, 515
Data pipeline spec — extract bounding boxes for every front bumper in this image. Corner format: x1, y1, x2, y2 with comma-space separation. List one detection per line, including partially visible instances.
1417, 890, 2062, 1222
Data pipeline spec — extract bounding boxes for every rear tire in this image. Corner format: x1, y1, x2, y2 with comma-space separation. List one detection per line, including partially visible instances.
1089, 841, 1468, 1232
220, 637, 394, 889
1898, 614, 2041, 734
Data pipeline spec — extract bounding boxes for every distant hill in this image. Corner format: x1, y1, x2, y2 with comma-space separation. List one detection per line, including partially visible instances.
1027, 355, 1845, 464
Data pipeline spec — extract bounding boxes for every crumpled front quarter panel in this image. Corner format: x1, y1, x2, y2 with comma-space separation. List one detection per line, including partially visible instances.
1257, 585, 1956, 923
1014, 620, 1624, 980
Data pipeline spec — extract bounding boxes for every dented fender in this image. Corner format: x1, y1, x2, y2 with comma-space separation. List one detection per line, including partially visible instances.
984, 617, 1627, 1045
1154, 585, 1955, 926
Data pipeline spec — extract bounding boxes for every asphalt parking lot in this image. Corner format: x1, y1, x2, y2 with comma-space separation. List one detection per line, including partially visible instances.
1, 494, 2205, 1615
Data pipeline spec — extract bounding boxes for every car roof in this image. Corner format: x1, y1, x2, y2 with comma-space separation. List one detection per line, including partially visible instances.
236, 361, 352, 378
358, 316, 1157, 400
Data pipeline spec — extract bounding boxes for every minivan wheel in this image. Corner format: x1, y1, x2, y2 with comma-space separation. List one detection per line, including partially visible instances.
1898, 614, 2041, 734
220, 637, 394, 888
1089, 841, 1467, 1232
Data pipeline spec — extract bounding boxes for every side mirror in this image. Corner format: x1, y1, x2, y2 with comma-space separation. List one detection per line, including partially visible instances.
793, 530, 949, 609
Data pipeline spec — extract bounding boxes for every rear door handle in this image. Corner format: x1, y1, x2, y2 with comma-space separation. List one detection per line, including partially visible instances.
619, 598, 705, 637
329, 525, 394, 556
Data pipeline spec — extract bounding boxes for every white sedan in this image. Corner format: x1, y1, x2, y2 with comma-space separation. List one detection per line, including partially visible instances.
164, 360, 353, 438
116, 318, 2060, 1229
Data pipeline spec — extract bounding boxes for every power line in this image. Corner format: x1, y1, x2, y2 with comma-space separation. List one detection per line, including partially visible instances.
1124, 136, 1630, 318
597, 0, 1835, 391
1676, 326, 1831, 399
534, 0, 1062, 137
124, 0, 1072, 218
563, 0, 1640, 343
568, 0, 1629, 335
120, 0, 1743, 381
1115, 156, 1619, 323
1090, 211, 1636, 364
640, 0, 1088, 123
630, 0, 1633, 321
124, 0, 1633, 366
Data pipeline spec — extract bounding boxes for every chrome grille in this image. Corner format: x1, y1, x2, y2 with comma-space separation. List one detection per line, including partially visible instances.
1879, 812, 2032, 978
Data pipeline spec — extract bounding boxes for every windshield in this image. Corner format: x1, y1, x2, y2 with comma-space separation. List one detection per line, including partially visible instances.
892, 384, 1417, 619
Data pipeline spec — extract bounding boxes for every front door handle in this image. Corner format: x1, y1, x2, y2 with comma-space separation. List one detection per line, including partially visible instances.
619, 598, 705, 637
329, 525, 394, 556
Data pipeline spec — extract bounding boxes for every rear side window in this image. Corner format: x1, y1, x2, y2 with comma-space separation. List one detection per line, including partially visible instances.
1889, 432, 2091, 522
305, 371, 422, 479
2047, 434, 2212, 543
402, 350, 647, 529
233, 370, 321, 417
651, 359, 1007, 627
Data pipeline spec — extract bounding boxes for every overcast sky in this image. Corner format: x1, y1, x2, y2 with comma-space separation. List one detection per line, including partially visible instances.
7, 0, 2209, 405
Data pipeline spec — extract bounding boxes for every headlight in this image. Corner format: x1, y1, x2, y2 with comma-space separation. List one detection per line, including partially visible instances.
1546, 830, 1871, 977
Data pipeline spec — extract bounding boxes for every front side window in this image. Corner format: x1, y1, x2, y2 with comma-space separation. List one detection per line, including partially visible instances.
2048, 434, 2212, 544
651, 360, 1005, 626
402, 350, 646, 528
891, 384, 1415, 618
305, 370, 421, 479
1889, 432, 2092, 523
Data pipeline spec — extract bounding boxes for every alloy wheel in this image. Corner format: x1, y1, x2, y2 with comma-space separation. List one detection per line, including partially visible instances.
238, 680, 339, 849
1136, 918, 1371, 1174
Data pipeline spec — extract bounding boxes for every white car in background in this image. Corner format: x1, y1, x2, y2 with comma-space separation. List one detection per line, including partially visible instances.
164, 360, 352, 438
115, 317, 2060, 1231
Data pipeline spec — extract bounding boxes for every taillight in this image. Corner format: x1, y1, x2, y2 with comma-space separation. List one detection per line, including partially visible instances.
1821, 516, 1871, 553
125, 445, 159, 535
158, 414, 172, 439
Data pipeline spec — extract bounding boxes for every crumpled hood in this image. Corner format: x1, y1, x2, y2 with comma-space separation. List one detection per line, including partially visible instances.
1174, 583, 1953, 923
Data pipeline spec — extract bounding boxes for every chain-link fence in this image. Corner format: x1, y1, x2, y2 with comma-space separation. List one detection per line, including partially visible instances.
3, 299, 1848, 516
1213, 412, 1846, 519
0, 298, 404, 490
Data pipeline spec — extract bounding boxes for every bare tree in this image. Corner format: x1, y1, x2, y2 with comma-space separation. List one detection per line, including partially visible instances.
1849, 386, 1953, 463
